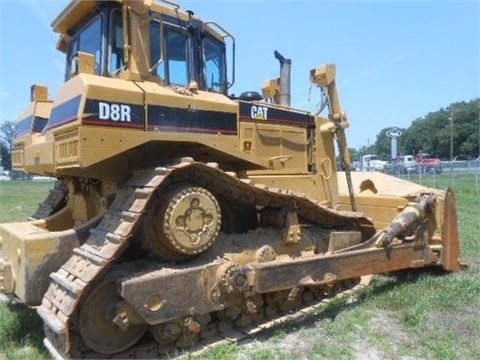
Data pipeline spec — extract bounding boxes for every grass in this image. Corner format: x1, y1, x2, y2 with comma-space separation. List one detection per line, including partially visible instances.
0, 302, 49, 360
0, 179, 54, 360
0, 175, 479, 359
0, 180, 54, 223
398, 171, 480, 196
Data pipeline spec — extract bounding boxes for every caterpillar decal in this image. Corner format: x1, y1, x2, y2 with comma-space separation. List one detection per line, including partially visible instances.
239, 101, 314, 126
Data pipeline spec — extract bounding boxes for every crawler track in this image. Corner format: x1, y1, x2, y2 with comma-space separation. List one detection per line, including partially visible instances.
30, 179, 68, 220
37, 158, 375, 359
177, 275, 372, 360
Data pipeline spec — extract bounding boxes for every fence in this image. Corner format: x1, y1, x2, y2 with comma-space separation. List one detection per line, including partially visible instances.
362, 159, 480, 194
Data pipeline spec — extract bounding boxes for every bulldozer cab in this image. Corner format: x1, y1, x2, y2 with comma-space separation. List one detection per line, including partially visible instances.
57, 0, 232, 94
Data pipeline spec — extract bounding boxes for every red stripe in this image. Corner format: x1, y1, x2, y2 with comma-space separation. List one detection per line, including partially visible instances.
82, 119, 144, 129
147, 125, 237, 134
239, 116, 312, 126
42, 116, 78, 133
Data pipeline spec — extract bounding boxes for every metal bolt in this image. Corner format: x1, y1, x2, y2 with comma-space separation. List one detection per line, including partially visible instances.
245, 300, 257, 314
235, 274, 247, 288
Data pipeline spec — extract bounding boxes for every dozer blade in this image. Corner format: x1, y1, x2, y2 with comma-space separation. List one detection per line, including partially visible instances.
441, 187, 462, 271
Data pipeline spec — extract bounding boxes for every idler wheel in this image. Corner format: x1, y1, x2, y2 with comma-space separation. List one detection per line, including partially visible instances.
78, 274, 148, 354
145, 184, 221, 259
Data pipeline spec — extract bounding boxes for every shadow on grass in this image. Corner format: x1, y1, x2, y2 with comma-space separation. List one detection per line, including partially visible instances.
0, 300, 48, 355
358, 267, 451, 298
248, 267, 456, 342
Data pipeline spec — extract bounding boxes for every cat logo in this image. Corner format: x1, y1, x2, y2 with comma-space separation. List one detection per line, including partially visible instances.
251, 105, 269, 120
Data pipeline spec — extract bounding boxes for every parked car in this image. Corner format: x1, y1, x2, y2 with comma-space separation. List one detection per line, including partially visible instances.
9, 170, 33, 180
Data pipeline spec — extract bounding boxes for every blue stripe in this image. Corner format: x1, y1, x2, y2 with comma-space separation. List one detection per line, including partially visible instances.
15, 115, 34, 136
44, 95, 82, 132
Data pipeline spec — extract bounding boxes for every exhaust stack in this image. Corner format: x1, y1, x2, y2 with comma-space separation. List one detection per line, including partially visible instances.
274, 50, 291, 107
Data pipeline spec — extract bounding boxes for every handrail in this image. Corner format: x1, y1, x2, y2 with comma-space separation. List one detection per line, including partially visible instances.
157, 0, 180, 10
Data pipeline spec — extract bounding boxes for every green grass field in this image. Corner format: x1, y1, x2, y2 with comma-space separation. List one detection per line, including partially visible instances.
0, 180, 55, 223
0, 176, 479, 359
0, 180, 54, 359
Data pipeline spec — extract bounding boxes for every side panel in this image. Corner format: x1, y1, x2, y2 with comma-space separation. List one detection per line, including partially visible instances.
249, 119, 341, 207
240, 122, 309, 173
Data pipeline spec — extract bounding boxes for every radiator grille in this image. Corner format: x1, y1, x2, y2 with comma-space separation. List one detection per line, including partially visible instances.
11, 145, 24, 169
55, 130, 79, 166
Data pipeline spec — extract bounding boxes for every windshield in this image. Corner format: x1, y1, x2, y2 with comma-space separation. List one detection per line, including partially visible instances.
149, 18, 228, 92
66, 15, 103, 79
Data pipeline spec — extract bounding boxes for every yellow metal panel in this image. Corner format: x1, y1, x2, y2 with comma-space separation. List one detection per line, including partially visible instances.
35, 101, 53, 119
242, 122, 308, 173
338, 171, 437, 197
24, 139, 55, 175
137, 81, 239, 114
0, 222, 63, 304
51, 0, 100, 34
247, 175, 318, 200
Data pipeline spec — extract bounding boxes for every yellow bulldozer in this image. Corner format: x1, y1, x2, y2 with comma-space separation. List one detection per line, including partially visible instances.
0, 0, 461, 358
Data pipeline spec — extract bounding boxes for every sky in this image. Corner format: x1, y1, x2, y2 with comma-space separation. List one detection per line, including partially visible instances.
0, 0, 478, 149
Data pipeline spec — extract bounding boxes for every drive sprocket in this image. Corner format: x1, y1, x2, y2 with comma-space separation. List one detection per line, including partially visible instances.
143, 183, 222, 260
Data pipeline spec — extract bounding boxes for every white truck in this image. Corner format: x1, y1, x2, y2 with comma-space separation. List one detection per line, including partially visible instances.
391, 155, 416, 174
361, 154, 388, 172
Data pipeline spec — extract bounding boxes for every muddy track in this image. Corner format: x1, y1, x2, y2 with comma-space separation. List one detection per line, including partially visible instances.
30, 179, 69, 220
37, 158, 376, 359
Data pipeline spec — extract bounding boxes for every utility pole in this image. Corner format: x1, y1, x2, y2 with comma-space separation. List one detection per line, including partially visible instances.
449, 110, 456, 186
386, 128, 402, 161
450, 111, 454, 164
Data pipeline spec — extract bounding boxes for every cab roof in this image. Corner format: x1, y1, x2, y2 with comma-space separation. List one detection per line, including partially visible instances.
51, 0, 227, 55
51, 0, 101, 34
51, 0, 221, 37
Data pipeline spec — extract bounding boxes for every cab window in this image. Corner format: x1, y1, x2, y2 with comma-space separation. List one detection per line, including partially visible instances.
149, 21, 190, 86
67, 15, 103, 78
149, 20, 164, 78
108, 9, 124, 75
165, 28, 190, 85
203, 37, 225, 93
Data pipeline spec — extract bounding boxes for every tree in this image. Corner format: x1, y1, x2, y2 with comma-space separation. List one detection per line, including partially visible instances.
0, 120, 15, 149
0, 120, 16, 170
382, 98, 480, 159
449, 100, 480, 158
